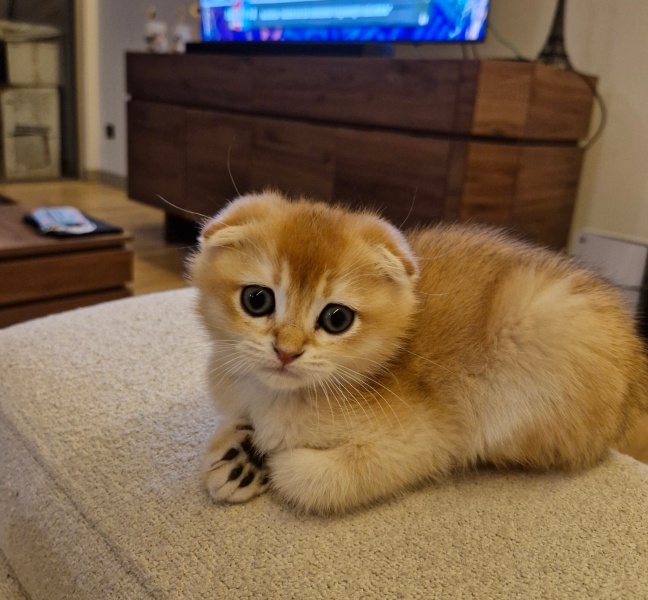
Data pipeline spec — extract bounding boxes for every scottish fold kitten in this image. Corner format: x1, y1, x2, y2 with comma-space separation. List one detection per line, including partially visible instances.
190, 191, 647, 515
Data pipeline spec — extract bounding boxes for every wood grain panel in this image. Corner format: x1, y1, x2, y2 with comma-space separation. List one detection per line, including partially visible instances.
127, 54, 596, 142
250, 117, 336, 200
471, 61, 534, 139
127, 101, 186, 213
127, 53, 254, 109
250, 57, 465, 134
444, 142, 469, 222
127, 53, 474, 135
127, 55, 596, 248
185, 109, 252, 219
0, 248, 133, 305
512, 146, 584, 248
524, 65, 595, 141
334, 129, 450, 227
452, 61, 480, 133
472, 61, 596, 142
460, 143, 520, 226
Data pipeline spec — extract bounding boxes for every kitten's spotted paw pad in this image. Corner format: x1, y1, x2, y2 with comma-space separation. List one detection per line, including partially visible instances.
202, 422, 270, 504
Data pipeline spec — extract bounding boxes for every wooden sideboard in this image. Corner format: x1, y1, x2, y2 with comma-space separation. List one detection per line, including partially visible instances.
126, 53, 595, 248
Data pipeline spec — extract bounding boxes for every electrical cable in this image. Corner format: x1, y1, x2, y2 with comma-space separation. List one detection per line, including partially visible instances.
488, 23, 526, 60
486, 22, 607, 151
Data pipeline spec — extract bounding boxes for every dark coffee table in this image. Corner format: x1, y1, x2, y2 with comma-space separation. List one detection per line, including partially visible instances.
0, 205, 133, 327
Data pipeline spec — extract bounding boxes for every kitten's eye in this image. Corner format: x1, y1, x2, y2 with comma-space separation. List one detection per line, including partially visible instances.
318, 304, 355, 334
241, 285, 275, 317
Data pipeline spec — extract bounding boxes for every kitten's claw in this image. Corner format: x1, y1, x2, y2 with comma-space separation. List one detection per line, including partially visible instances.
202, 421, 270, 504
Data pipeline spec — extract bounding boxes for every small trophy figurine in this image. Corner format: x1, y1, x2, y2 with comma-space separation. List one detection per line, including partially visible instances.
145, 6, 169, 53
172, 6, 193, 53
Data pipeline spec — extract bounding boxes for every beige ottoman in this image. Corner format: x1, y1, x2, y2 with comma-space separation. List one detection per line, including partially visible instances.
1, 289, 647, 599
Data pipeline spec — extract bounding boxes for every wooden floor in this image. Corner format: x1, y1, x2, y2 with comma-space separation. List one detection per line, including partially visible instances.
0, 179, 646, 464
0, 179, 190, 296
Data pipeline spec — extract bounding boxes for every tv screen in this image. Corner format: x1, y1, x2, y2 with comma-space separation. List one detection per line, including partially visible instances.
199, 0, 490, 44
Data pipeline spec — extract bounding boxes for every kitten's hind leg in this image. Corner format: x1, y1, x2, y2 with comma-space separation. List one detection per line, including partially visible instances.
202, 421, 270, 504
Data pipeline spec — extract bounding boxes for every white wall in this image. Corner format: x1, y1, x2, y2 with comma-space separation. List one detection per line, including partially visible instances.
78, 0, 648, 247
77, 0, 188, 177
75, 0, 100, 173
566, 0, 648, 246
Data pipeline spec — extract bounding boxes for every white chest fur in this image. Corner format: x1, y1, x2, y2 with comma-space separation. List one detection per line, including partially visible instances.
232, 377, 348, 453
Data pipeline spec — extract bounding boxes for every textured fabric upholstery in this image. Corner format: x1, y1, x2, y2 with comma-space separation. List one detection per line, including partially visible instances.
1, 289, 647, 599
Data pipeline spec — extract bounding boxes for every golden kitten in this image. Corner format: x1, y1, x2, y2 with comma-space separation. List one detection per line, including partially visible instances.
190, 191, 647, 515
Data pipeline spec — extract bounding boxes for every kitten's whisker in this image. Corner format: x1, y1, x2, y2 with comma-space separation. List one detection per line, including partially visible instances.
322, 376, 350, 430
330, 373, 378, 430
209, 353, 248, 384
315, 373, 336, 425
385, 343, 452, 374
332, 260, 371, 282
201, 217, 264, 259
328, 253, 372, 282
417, 292, 452, 297
334, 365, 405, 434
237, 361, 254, 377
224, 245, 258, 262
208, 351, 246, 368
222, 364, 248, 384
208, 358, 237, 368
332, 355, 405, 400
332, 273, 377, 288
171, 243, 199, 252
226, 137, 241, 197
308, 379, 321, 434
344, 377, 384, 431
398, 183, 419, 230
327, 377, 361, 435
336, 363, 413, 422
414, 247, 461, 262
322, 375, 356, 434
209, 346, 241, 352
333, 353, 397, 378
210, 348, 245, 357
222, 353, 254, 381
218, 226, 265, 257
156, 194, 210, 220
338, 375, 391, 433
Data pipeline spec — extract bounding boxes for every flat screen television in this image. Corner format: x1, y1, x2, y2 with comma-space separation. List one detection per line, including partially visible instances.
198, 1, 490, 45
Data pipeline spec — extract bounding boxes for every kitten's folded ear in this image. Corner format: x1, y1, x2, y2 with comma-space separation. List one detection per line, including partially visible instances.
366, 220, 419, 284
199, 192, 281, 248
200, 218, 247, 248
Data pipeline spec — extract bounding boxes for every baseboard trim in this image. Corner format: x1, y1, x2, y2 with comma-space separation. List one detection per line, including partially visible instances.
82, 170, 127, 190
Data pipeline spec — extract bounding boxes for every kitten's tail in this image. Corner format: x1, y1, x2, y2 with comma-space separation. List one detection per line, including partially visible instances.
616, 353, 648, 461
638, 351, 648, 414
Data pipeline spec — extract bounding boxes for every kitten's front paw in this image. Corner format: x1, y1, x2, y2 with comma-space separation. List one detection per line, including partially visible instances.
202, 421, 270, 504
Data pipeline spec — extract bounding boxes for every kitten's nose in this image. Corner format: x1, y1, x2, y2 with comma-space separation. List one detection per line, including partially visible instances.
273, 345, 303, 366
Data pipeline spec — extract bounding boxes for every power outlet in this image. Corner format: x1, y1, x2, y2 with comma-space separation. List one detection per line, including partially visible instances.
105, 124, 115, 139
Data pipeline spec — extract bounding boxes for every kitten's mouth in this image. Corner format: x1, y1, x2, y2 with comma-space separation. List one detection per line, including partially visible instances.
257, 364, 307, 390
261, 365, 300, 379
